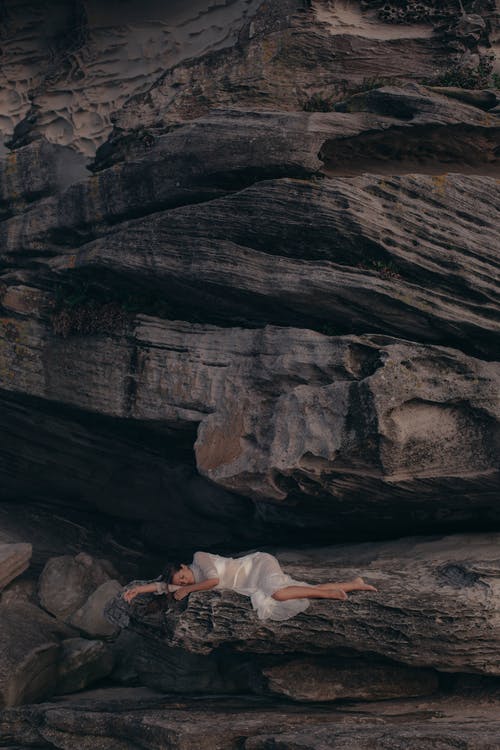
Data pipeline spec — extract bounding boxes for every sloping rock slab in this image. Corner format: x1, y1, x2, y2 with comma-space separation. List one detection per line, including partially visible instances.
1, 689, 499, 750
164, 534, 500, 676
246, 723, 500, 750
0, 317, 498, 532
0, 543, 32, 590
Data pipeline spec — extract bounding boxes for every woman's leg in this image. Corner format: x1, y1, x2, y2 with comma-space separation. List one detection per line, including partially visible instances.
316, 577, 377, 593
272, 578, 377, 602
272, 586, 347, 601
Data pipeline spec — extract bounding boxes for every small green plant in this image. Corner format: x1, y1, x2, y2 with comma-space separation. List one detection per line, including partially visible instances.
303, 92, 337, 112
430, 57, 495, 89
50, 278, 173, 337
357, 259, 401, 280
347, 76, 400, 95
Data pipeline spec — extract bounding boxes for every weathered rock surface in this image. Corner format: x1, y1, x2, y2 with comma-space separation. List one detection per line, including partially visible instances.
261, 659, 439, 702
164, 534, 500, 677
0, 543, 32, 590
69, 579, 123, 637
0, 83, 498, 542
2, 1, 495, 157
112, 1, 498, 137
0, 0, 268, 156
0, 2, 499, 746
0, 578, 37, 607
112, 630, 260, 695
1, 314, 497, 536
47, 169, 500, 357
1, 688, 499, 750
56, 638, 114, 695
38, 553, 112, 622
246, 723, 500, 750
0, 602, 72, 708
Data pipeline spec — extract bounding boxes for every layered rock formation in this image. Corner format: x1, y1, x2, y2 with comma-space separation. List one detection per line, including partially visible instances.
0, 0, 499, 748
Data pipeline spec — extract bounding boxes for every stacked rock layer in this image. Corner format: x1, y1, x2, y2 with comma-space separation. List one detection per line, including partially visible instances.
0, 1, 499, 748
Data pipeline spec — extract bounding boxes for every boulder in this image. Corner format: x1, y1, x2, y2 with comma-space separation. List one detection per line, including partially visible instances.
0, 543, 32, 590
0, 602, 71, 707
38, 553, 111, 621
164, 534, 500, 677
69, 580, 123, 637
56, 638, 114, 695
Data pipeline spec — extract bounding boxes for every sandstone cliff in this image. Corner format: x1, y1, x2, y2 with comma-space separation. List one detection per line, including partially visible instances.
0, 1, 499, 748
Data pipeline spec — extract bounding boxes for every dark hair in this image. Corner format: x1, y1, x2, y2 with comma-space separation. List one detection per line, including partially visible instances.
160, 561, 184, 585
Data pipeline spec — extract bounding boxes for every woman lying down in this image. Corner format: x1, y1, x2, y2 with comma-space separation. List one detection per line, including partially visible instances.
122, 550, 376, 621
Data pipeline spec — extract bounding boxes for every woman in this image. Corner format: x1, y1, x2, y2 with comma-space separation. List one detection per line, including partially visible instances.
122, 551, 376, 621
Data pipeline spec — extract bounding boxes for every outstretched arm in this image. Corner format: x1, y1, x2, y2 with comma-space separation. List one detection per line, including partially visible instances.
174, 577, 219, 600
122, 582, 159, 603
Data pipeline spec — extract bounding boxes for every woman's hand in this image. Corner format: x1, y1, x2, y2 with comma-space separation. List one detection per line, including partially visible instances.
122, 587, 139, 603
173, 587, 190, 601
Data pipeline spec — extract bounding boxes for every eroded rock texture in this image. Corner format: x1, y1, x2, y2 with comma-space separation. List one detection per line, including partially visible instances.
0, 84, 499, 544
0, 0, 499, 746
165, 535, 500, 675
1, 688, 500, 750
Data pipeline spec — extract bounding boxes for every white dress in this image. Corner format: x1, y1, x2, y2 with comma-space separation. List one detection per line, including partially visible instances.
189, 551, 313, 621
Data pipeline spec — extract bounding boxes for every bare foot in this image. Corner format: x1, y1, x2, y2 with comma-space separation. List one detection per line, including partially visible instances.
351, 577, 377, 592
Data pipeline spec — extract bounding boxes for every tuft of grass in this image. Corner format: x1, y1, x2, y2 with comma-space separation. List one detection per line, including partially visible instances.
303, 92, 337, 112
357, 259, 402, 280
51, 300, 131, 338
50, 278, 173, 337
429, 57, 495, 89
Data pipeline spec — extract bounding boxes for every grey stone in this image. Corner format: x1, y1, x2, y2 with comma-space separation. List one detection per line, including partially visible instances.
0, 602, 71, 708
0, 543, 32, 590
1, 689, 500, 750
0, 322, 498, 540
69, 580, 123, 637
245, 723, 500, 750
262, 658, 439, 702
57, 638, 114, 695
1, 578, 37, 607
38, 554, 111, 622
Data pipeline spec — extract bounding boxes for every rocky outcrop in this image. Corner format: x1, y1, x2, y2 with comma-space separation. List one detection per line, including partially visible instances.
0, 0, 268, 156
246, 723, 500, 750
1, 687, 499, 750
0, 543, 32, 590
164, 534, 500, 677
2, 1, 496, 157
1, 315, 498, 538
0, 1, 499, 745
0, 84, 498, 546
